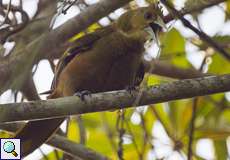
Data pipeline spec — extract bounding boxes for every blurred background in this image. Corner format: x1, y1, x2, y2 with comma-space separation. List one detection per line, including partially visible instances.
0, 0, 230, 159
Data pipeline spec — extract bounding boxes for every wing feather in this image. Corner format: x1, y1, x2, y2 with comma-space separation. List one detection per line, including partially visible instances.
51, 25, 115, 89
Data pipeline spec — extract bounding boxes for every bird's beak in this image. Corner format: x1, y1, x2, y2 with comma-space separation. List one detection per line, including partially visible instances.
155, 16, 167, 30
144, 26, 159, 46
147, 16, 167, 46
144, 27, 155, 39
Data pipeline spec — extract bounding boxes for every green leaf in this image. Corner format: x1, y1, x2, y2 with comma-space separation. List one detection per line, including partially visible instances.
214, 140, 228, 160
161, 28, 190, 68
161, 28, 185, 56
226, 1, 230, 20
42, 150, 63, 160
86, 127, 115, 155
67, 118, 80, 142
168, 99, 193, 138
209, 53, 230, 74
144, 106, 156, 134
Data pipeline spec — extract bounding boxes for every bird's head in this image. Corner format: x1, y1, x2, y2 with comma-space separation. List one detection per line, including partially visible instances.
116, 4, 165, 42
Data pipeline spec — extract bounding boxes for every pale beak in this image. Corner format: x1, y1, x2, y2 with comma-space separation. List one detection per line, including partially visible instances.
147, 16, 167, 46
144, 27, 155, 39
155, 16, 167, 30
144, 26, 160, 47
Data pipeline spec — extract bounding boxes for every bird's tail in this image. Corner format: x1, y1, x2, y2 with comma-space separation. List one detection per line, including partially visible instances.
15, 118, 65, 157
14, 89, 65, 157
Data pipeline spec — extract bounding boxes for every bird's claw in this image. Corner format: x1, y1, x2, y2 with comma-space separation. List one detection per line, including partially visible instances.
74, 90, 92, 101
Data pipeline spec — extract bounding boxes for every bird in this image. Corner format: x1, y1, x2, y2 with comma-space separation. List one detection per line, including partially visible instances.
14, 4, 165, 157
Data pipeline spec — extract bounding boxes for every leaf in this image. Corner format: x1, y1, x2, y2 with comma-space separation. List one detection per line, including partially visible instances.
67, 118, 80, 142
161, 28, 185, 56
144, 107, 156, 134
43, 150, 63, 160
82, 112, 103, 128
0, 131, 11, 138
209, 53, 230, 74
214, 140, 228, 160
86, 127, 115, 155
226, 1, 230, 20
160, 28, 190, 68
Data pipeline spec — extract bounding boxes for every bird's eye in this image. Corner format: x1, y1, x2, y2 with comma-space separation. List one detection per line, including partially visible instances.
144, 12, 153, 20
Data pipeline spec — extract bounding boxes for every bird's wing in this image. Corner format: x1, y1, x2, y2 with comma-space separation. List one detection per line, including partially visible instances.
134, 61, 145, 86
51, 25, 115, 89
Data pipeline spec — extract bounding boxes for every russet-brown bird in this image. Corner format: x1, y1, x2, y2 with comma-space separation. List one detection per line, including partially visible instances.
14, 4, 164, 157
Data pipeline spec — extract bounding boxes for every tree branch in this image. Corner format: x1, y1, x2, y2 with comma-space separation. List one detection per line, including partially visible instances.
164, 0, 227, 23
0, 74, 229, 123
161, 0, 230, 60
143, 60, 208, 79
0, 123, 109, 160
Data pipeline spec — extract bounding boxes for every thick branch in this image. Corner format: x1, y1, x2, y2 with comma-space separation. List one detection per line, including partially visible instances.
0, 74, 229, 123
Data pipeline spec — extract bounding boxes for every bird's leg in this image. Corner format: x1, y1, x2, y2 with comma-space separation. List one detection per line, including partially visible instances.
74, 90, 92, 101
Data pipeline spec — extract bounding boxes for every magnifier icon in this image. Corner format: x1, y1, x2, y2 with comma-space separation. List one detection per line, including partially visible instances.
3, 141, 18, 157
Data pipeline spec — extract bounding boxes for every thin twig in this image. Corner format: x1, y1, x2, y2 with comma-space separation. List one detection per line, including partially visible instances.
160, 0, 230, 61
187, 98, 198, 160
187, 56, 208, 159
150, 106, 176, 141
116, 110, 125, 160
76, 116, 86, 145
139, 112, 150, 160
124, 117, 142, 158
62, 0, 79, 14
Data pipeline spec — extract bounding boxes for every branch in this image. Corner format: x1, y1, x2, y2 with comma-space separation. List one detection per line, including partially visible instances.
50, 135, 108, 160
144, 60, 208, 79
164, 0, 227, 23
0, 74, 229, 123
0, 123, 108, 160
161, 0, 230, 60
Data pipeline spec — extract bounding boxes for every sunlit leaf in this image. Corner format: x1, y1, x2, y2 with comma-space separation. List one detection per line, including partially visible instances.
161, 28, 185, 56
160, 28, 190, 68
209, 54, 230, 74
214, 140, 228, 160
67, 118, 80, 142
43, 150, 63, 160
